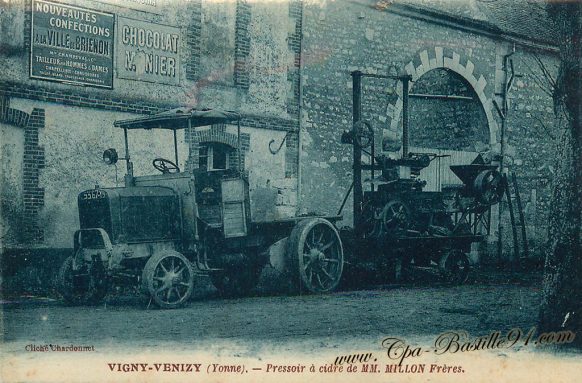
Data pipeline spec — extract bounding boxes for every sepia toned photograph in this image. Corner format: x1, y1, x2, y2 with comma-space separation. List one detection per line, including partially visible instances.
1, 0, 580, 381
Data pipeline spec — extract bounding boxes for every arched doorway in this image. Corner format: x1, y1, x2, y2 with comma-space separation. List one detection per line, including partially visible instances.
408, 68, 490, 191
410, 68, 489, 152
384, 48, 500, 192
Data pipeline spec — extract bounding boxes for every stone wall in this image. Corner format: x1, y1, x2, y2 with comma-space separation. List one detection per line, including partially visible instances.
1, 0, 297, 115
0, 0, 561, 266
301, 2, 497, 219
0, 0, 301, 251
498, 49, 560, 260
301, 2, 559, 261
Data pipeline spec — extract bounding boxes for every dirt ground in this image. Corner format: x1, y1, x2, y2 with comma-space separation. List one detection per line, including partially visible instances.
1, 268, 544, 354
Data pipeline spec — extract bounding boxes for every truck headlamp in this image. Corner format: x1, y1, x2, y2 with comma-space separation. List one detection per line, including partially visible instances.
102, 148, 118, 165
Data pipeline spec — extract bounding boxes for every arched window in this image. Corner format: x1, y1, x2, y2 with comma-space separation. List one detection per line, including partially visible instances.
198, 142, 234, 171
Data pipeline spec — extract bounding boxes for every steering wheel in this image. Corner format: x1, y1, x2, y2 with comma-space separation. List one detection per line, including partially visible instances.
152, 158, 180, 174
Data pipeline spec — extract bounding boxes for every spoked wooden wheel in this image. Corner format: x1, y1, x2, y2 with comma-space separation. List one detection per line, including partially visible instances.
58, 255, 109, 306
288, 218, 344, 293
439, 249, 470, 285
381, 200, 411, 235
142, 251, 194, 309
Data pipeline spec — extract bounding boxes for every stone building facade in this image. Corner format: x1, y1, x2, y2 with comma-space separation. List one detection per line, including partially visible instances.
1, 0, 303, 255
299, 0, 559, 262
0, 0, 560, 270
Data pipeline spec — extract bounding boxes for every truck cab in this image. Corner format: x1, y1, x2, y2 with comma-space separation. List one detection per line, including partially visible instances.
60, 108, 251, 308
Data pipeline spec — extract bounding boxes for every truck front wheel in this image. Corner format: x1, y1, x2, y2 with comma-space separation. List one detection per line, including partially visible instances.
141, 251, 195, 309
57, 256, 109, 305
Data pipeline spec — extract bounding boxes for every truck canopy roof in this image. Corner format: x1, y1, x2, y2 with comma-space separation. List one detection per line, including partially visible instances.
114, 108, 240, 130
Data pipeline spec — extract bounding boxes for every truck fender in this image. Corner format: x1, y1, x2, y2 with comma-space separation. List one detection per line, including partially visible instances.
268, 237, 289, 274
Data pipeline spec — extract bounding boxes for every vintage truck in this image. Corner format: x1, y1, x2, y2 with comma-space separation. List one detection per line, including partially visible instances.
58, 108, 344, 308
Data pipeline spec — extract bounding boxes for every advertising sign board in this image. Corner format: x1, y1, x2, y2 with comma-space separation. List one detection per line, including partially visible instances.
116, 16, 180, 86
30, 0, 114, 88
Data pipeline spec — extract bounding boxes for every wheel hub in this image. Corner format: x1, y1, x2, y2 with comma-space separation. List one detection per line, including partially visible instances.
160, 269, 183, 287
308, 249, 325, 265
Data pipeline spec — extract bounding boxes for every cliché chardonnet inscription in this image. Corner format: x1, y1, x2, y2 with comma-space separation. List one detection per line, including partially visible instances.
26, 344, 95, 352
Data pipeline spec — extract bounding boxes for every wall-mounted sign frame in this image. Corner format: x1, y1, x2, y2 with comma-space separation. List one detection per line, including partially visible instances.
116, 16, 181, 86
30, 0, 115, 89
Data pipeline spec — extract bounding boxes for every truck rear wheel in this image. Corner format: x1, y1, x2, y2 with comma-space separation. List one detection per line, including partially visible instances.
142, 251, 194, 309
287, 218, 344, 293
57, 256, 108, 305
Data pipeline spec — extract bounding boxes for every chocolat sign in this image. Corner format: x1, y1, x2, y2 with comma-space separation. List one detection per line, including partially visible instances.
30, 0, 114, 88
116, 17, 180, 86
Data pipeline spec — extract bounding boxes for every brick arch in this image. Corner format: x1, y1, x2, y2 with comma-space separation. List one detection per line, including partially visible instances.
188, 124, 250, 171
387, 47, 498, 147
195, 131, 239, 148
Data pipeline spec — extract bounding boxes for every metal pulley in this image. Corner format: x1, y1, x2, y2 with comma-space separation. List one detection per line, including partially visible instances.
381, 200, 411, 235
341, 120, 374, 148
474, 169, 504, 205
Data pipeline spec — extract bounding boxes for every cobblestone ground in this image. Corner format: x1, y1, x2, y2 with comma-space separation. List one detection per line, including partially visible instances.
1, 269, 543, 354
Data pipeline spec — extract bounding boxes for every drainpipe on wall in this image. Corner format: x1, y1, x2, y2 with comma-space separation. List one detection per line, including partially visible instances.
495, 44, 516, 265
296, 1, 304, 213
